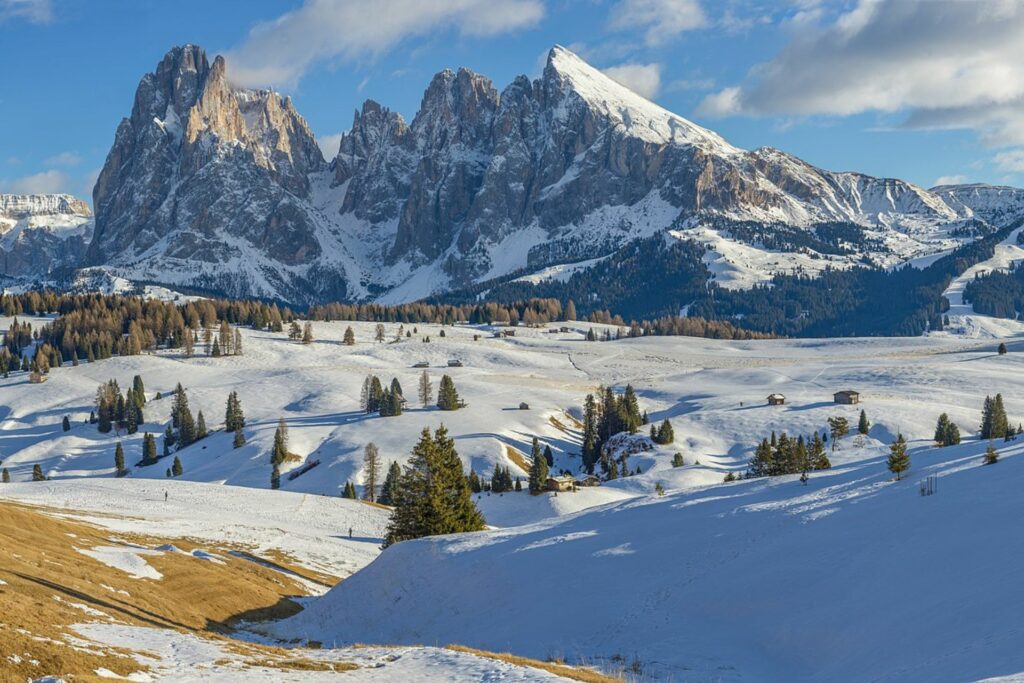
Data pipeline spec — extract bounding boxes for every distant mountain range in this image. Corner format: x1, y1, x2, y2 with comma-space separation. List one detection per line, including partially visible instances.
4, 44, 1024, 313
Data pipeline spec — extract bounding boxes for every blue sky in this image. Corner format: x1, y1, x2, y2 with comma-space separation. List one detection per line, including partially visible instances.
2, 0, 1023, 203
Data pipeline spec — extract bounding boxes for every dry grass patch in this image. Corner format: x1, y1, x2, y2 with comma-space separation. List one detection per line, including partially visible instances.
505, 445, 531, 473
0, 500, 352, 681
446, 644, 621, 682
551, 412, 583, 432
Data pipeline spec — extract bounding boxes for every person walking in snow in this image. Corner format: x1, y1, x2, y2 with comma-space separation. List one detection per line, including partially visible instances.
348, 527, 353, 539
164, 490, 168, 502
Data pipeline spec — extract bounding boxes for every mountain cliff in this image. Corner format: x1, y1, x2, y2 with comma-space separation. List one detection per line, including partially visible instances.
16, 44, 1024, 306
0, 194, 93, 278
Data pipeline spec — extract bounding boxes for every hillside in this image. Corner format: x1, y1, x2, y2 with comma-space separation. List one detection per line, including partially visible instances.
271, 432, 1024, 682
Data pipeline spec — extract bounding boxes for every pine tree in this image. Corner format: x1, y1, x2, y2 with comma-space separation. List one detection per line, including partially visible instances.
810, 432, 831, 470
272, 418, 289, 466
887, 434, 910, 480
363, 442, 381, 502
1, 468, 8, 483
196, 411, 207, 439
172, 456, 183, 477
225, 391, 245, 432
233, 428, 246, 449
142, 432, 158, 465
211, 339, 221, 357
582, 393, 599, 473
468, 469, 482, 493
32, 464, 45, 481
133, 375, 146, 405
945, 421, 961, 446
418, 370, 432, 407
383, 426, 485, 547
436, 374, 461, 410
543, 444, 554, 467
288, 321, 301, 340
654, 419, 674, 444
114, 442, 126, 476
672, 453, 685, 467
342, 481, 357, 498
934, 413, 952, 445
998, 342, 1008, 355
271, 464, 281, 490
984, 444, 999, 465
62, 415, 70, 432
125, 399, 138, 435
379, 461, 401, 505
529, 437, 549, 494
343, 326, 356, 345
858, 410, 870, 435
367, 376, 384, 413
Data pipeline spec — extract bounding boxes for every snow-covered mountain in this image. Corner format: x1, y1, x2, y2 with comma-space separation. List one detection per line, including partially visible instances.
0, 193, 93, 277
18, 44, 1024, 304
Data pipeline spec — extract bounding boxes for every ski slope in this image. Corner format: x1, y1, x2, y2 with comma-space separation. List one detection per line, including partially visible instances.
938, 226, 1024, 337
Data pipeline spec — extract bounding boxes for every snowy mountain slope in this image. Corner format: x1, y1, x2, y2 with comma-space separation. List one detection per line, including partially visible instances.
43, 43, 1023, 307
0, 193, 93, 277
273, 435, 1024, 682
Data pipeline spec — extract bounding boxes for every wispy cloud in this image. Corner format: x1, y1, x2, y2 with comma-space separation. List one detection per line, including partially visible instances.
226, 0, 545, 89
608, 0, 707, 47
5, 169, 69, 195
44, 151, 82, 167
0, 0, 52, 24
933, 174, 968, 187
602, 62, 662, 99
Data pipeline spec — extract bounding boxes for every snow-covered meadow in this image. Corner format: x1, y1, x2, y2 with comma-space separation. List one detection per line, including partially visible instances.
4, 308, 1024, 680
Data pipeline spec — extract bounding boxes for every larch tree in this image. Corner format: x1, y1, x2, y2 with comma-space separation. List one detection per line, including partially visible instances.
343, 326, 356, 345
418, 370, 432, 407
363, 442, 381, 502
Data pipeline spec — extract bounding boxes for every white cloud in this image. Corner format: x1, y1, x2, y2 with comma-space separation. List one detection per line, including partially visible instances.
608, 0, 707, 46
226, 0, 545, 89
0, 0, 52, 24
317, 132, 344, 160
44, 151, 82, 167
602, 62, 662, 99
994, 150, 1024, 174
5, 169, 69, 195
933, 175, 968, 187
696, 0, 1024, 148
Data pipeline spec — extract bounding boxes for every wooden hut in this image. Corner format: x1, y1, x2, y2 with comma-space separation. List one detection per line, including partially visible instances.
767, 393, 786, 406
833, 390, 860, 405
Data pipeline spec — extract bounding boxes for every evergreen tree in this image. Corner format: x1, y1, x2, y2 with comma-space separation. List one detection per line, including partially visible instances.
749, 438, 773, 477
196, 411, 207, 439
1, 468, 8, 483
32, 464, 45, 481
858, 410, 870, 435
945, 421, 961, 446
114, 442, 126, 476
342, 481, 357, 498
654, 419, 675, 444
125, 399, 139, 435
827, 416, 849, 447
887, 434, 910, 480
142, 432, 158, 466
984, 443, 999, 464
934, 413, 951, 444
133, 375, 146, 404
417, 370, 432, 408
436, 374, 461, 410
379, 461, 401, 505
62, 415, 70, 432
998, 342, 1008, 355
211, 339, 221, 357
163, 424, 175, 454
367, 376, 384, 413
810, 432, 831, 470
514, 477, 523, 491
468, 469, 482, 493
529, 437, 549, 494
225, 391, 245, 432
581, 393, 599, 473
233, 428, 246, 449
343, 326, 356, 345
543, 444, 554, 467
272, 418, 289, 466
363, 442, 381, 502
671, 453, 685, 467
383, 426, 485, 547
172, 456, 183, 477
980, 394, 1010, 440
271, 464, 280, 490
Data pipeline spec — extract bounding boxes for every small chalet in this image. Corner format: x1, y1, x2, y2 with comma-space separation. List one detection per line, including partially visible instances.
834, 390, 860, 405
545, 475, 576, 492
447, 359, 464, 367
575, 475, 601, 487
29, 371, 48, 384
412, 361, 429, 368
519, 402, 530, 410
767, 393, 786, 406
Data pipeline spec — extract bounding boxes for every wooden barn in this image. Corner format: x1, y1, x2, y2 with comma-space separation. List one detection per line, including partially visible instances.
834, 390, 860, 405
545, 475, 576, 492
767, 393, 786, 406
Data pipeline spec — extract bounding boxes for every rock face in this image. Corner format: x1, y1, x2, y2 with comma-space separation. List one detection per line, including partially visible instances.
0, 194, 93, 278
88, 45, 334, 302
57, 44, 1024, 303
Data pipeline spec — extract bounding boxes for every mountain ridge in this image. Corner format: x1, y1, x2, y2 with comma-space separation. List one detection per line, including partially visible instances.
5, 44, 1024, 311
